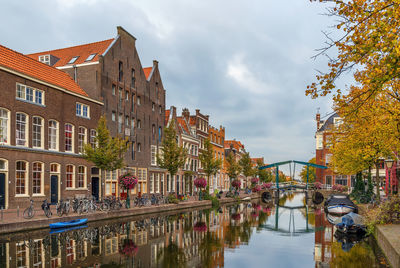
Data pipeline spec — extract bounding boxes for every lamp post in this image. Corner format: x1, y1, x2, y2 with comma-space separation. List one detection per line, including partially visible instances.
385, 159, 394, 197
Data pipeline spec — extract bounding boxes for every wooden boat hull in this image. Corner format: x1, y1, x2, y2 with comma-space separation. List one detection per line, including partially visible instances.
49, 218, 88, 229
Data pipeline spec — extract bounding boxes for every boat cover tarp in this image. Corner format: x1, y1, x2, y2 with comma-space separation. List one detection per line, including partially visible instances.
326, 195, 355, 207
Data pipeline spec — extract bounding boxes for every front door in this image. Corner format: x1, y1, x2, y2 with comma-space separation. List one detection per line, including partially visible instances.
92, 177, 99, 201
50, 175, 58, 204
0, 173, 5, 209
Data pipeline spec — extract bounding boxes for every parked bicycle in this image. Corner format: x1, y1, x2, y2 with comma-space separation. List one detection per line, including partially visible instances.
41, 199, 52, 218
23, 199, 35, 219
56, 199, 70, 217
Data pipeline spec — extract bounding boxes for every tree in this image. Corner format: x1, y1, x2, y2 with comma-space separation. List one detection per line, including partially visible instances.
299, 158, 316, 183
254, 159, 273, 183
157, 119, 187, 188
238, 152, 254, 188
225, 152, 240, 185
83, 116, 128, 171
199, 139, 222, 192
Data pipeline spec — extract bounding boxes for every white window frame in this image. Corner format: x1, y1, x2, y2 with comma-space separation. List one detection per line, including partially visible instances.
76, 166, 87, 189
150, 173, 154, 193
32, 162, 44, 196
48, 120, 59, 151
78, 127, 87, 154
0, 108, 10, 145
15, 161, 28, 196
16, 112, 29, 147
151, 145, 157, 166
65, 124, 74, 153
66, 164, 75, 189
76, 102, 90, 119
16, 83, 45, 105
32, 116, 44, 149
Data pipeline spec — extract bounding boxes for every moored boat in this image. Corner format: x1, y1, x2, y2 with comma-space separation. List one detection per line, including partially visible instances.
324, 194, 358, 215
49, 218, 88, 229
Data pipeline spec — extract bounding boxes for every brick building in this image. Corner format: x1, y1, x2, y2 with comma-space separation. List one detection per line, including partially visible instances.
27, 26, 166, 197
224, 140, 246, 189
0, 44, 103, 209
209, 125, 228, 192
315, 112, 355, 188
165, 107, 200, 195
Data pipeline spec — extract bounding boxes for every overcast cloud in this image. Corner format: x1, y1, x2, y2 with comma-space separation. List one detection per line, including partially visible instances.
1, 0, 340, 175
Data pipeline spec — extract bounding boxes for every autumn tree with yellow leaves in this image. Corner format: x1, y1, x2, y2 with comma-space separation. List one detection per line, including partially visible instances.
308, 0, 400, 199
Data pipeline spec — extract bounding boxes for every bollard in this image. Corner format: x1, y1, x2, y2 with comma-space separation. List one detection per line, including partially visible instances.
17, 206, 19, 218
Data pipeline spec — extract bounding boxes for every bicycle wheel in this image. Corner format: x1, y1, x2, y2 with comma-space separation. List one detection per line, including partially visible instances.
44, 207, 52, 218
23, 207, 34, 219
56, 204, 63, 217
100, 202, 110, 212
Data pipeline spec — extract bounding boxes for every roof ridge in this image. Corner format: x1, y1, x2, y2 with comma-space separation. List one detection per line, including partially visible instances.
27, 38, 115, 55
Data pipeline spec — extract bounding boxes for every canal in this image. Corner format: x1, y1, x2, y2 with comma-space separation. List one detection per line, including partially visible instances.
0, 193, 388, 267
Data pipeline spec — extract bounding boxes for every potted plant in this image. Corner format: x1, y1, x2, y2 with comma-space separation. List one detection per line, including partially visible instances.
194, 177, 207, 200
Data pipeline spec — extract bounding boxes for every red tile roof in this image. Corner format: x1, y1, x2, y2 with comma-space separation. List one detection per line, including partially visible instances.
26, 39, 114, 67
143, 67, 152, 80
0, 44, 88, 96
165, 110, 170, 125
224, 140, 244, 151
177, 117, 190, 134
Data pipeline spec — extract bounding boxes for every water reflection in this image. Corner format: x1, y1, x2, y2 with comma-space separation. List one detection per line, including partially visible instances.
0, 192, 386, 267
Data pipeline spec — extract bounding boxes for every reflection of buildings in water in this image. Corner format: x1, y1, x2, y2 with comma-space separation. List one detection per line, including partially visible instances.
0, 204, 266, 268
314, 208, 335, 268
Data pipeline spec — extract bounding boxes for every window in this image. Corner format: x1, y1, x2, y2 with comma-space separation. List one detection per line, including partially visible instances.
150, 174, 154, 193
16, 83, 43, 104
50, 163, 59, 173
158, 127, 162, 142
85, 53, 97, 61
90, 129, 96, 149
335, 175, 348, 186
16, 113, 28, 146
38, 55, 50, 65
78, 127, 87, 154
32, 162, 43, 195
0, 108, 10, 144
137, 96, 141, 105
138, 143, 141, 152
325, 154, 332, 166
152, 102, 155, 111
32, 116, 43, 148
76, 103, 90, 118
65, 124, 74, 152
152, 124, 155, 139
155, 174, 160, 193
351, 175, 356, 188
131, 118, 135, 134
16, 242, 28, 267
118, 88, 123, 105
137, 120, 141, 129
125, 116, 129, 127
131, 93, 135, 112
66, 165, 74, 188
159, 105, 162, 114
126, 91, 129, 101
68, 56, 79, 64
112, 84, 116, 95
112, 111, 116, 121
119, 61, 123, 82
131, 142, 135, 160
118, 114, 123, 133
48, 120, 58, 150
16, 161, 28, 195
334, 117, 343, 127
77, 166, 86, 188
151, 145, 157, 166
131, 69, 135, 88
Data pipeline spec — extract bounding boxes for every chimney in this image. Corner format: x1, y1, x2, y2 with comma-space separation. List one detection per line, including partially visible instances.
316, 112, 321, 130
182, 108, 190, 122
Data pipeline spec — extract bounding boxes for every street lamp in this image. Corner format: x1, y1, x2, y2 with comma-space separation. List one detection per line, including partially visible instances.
385, 159, 394, 196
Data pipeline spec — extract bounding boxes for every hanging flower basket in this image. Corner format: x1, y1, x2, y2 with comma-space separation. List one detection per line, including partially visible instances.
194, 177, 207, 189
252, 185, 261, 192
251, 177, 259, 185
314, 182, 322, 189
231, 180, 241, 189
119, 239, 138, 258
193, 221, 207, 232
251, 211, 259, 218
118, 174, 138, 190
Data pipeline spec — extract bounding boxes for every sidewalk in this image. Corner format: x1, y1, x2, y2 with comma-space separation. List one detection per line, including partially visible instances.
375, 224, 400, 268
0, 193, 259, 234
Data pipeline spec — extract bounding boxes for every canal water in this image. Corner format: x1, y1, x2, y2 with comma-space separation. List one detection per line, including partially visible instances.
0, 193, 388, 267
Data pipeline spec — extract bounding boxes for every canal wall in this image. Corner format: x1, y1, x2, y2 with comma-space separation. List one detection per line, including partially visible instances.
375, 225, 400, 268
0, 194, 260, 235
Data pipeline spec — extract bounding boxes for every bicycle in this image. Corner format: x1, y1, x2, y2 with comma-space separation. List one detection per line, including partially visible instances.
41, 199, 52, 218
23, 199, 35, 219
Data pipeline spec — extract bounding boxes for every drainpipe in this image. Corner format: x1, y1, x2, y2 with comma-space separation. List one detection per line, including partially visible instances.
73, 65, 78, 82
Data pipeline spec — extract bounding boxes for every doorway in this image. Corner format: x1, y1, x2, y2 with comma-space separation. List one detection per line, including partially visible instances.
92, 177, 99, 200
0, 173, 5, 209
50, 175, 59, 204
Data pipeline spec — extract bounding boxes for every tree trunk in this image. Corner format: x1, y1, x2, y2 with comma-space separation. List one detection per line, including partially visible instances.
375, 161, 380, 203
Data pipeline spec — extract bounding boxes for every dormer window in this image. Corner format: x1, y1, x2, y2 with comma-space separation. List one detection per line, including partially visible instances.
85, 53, 96, 62
68, 56, 79, 64
38, 55, 50, 65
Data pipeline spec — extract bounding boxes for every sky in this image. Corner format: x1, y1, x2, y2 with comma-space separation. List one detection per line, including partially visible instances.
0, 0, 340, 175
